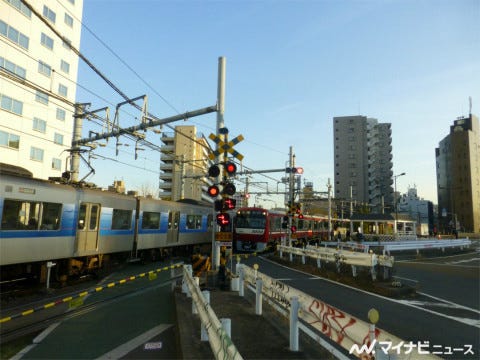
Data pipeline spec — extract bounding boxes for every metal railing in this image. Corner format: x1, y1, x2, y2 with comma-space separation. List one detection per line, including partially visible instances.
182, 265, 243, 360
237, 263, 439, 360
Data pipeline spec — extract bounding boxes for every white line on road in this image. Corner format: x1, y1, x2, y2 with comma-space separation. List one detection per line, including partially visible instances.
96, 324, 172, 359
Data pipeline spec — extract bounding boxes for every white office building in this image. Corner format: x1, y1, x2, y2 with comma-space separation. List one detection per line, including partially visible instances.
1, 0, 83, 178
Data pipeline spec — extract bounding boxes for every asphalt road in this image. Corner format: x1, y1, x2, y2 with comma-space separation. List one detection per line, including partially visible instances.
242, 250, 480, 359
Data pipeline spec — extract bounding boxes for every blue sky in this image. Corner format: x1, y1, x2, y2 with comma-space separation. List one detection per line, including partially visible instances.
76, 0, 479, 205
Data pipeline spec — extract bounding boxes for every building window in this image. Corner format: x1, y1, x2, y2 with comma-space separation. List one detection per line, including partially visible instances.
38, 60, 52, 77
30, 146, 44, 162
60, 60, 70, 74
35, 91, 49, 105
58, 84, 68, 97
54, 133, 64, 145
41, 33, 54, 50
67, 0, 75, 4
56, 108, 66, 121
5, 0, 32, 17
43, 5, 56, 23
0, 93, 23, 115
0, 19, 29, 49
33, 118, 47, 133
0, 56, 26, 78
52, 158, 62, 170
0, 130, 20, 149
64, 13, 73, 27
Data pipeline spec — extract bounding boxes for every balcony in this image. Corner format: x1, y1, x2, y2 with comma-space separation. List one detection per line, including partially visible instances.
160, 163, 173, 171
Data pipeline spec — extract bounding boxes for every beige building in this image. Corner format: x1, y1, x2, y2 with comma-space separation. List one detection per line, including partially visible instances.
1, 0, 83, 178
159, 125, 212, 202
333, 115, 394, 213
436, 114, 479, 233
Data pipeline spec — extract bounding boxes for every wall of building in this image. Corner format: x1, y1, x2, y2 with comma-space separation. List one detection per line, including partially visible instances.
1, 0, 83, 178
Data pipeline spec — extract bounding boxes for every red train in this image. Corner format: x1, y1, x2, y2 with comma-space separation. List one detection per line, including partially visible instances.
233, 207, 331, 252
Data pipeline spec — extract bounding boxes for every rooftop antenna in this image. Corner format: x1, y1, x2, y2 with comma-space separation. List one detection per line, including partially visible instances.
469, 96, 472, 116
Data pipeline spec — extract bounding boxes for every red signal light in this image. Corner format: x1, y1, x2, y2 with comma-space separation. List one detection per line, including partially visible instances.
224, 198, 236, 210
207, 185, 220, 197
290, 225, 297, 233
216, 213, 231, 226
223, 182, 236, 196
208, 164, 220, 177
225, 162, 237, 176
298, 214, 304, 219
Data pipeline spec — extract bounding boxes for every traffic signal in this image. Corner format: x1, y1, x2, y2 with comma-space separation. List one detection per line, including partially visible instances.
298, 213, 304, 219
290, 225, 297, 233
207, 185, 220, 197
208, 164, 220, 177
224, 198, 236, 210
282, 215, 288, 229
223, 182, 236, 196
285, 167, 304, 174
216, 213, 231, 226
225, 162, 237, 176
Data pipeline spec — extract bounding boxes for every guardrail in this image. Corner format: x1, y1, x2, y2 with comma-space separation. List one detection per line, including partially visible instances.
318, 238, 472, 255
182, 265, 243, 360
237, 263, 440, 360
278, 245, 394, 280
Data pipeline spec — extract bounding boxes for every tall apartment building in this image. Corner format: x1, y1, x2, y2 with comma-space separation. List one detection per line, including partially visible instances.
333, 115, 394, 213
1, 0, 83, 178
159, 125, 211, 202
436, 114, 479, 233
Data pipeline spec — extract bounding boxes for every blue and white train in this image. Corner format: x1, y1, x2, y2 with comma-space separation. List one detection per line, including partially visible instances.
0, 165, 213, 284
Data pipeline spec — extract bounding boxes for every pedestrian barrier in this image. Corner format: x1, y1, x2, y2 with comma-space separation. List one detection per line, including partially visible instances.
182, 265, 243, 360
278, 245, 394, 280
237, 263, 440, 360
319, 238, 471, 255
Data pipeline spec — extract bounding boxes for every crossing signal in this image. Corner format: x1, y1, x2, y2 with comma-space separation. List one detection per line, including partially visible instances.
290, 225, 297, 233
298, 214, 304, 219
224, 198, 236, 210
223, 182, 236, 196
214, 199, 223, 211
207, 185, 220, 197
282, 215, 288, 229
208, 164, 220, 177
225, 162, 237, 176
216, 213, 231, 226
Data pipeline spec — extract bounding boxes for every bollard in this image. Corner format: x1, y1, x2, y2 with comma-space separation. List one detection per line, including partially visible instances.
220, 318, 231, 337
289, 252, 293, 262
289, 296, 299, 351
201, 290, 210, 341
316, 258, 321, 269
235, 255, 241, 275
302, 254, 305, 264
239, 267, 244, 297
255, 278, 263, 315
351, 265, 357, 277
46, 261, 56, 290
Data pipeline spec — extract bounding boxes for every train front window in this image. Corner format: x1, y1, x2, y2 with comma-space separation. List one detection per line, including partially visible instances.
235, 210, 266, 229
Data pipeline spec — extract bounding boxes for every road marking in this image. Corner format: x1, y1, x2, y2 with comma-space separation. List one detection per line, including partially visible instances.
447, 257, 480, 264
96, 324, 172, 359
417, 292, 480, 314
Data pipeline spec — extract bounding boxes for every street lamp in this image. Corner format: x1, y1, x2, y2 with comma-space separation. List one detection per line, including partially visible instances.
394, 172, 406, 234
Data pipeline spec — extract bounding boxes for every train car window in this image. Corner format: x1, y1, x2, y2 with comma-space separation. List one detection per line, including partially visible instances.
40, 202, 61, 230
142, 211, 160, 229
0, 199, 41, 230
89, 205, 99, 230
112, 209, 132, 230
186, 214, 202, 229
78, 204, 86, 229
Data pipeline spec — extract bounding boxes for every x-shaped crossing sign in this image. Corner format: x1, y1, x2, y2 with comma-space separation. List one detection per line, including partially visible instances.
208, 133, 244, 161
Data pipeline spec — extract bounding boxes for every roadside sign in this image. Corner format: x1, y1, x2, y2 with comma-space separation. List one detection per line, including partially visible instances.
215, 232, 232, 241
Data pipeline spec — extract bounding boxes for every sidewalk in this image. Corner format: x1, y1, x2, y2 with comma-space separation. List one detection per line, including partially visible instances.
174, 283, 336, 359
